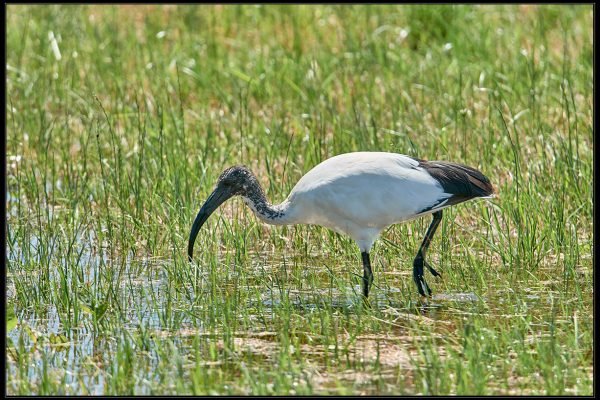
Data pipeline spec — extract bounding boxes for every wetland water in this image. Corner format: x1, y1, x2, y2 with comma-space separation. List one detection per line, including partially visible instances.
6, 228, 591, 395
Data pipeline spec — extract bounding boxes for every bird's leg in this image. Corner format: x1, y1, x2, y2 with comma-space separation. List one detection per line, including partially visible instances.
413, 211, 443, 296
361, 252, 374, 298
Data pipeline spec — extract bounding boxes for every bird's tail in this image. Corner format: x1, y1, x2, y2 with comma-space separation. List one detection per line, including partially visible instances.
421, 160, 494, 198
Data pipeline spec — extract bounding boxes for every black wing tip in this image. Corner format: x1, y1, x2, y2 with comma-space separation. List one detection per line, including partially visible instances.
480, 179, 495, 197
418, 159, 495, 198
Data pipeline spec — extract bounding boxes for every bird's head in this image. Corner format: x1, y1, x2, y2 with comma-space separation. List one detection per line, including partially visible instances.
216, 165, 257, 196
187, 165, 256, 261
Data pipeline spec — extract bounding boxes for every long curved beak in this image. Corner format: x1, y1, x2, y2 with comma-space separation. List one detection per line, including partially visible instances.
188, 186, 235, 262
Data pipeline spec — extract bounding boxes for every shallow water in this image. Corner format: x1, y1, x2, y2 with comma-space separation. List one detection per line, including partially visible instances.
5, 230, 592, 395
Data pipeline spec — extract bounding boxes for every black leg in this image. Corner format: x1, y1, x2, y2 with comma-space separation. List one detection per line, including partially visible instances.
361, 252, 373, 298
413, 211, 443, 297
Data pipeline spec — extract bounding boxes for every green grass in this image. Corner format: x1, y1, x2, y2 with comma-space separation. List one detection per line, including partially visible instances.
6, 4, 593, 395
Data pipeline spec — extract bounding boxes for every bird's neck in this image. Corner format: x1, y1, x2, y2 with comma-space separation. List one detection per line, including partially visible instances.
241, 180, 293, 225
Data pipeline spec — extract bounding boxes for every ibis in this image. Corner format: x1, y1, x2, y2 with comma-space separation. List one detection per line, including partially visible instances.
188, 152, 494, 298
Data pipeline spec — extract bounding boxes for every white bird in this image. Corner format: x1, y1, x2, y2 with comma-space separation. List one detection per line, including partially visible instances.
188, 152, 494, 298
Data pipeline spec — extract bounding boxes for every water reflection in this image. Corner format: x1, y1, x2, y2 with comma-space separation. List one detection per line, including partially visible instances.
6, 242, 585, 395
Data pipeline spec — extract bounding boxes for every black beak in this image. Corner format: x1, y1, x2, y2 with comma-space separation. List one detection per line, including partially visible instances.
188, 186, 235, 262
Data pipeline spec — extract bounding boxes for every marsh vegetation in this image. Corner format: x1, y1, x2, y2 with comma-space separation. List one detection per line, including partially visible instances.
6, 4, 593, 395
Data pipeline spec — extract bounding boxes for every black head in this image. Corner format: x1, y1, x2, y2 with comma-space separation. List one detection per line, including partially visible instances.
216, 165, 256, 197
187, 165, 257, 262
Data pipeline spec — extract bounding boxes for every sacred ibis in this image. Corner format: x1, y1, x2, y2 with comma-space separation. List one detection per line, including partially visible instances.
188, 152, 494, 298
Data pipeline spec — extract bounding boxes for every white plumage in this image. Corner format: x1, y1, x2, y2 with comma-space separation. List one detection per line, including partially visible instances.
188, 151, 494, 298
271, 152, 452, 252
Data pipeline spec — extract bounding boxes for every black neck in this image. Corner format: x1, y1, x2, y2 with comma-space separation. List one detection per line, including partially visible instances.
242, 178, 286, 222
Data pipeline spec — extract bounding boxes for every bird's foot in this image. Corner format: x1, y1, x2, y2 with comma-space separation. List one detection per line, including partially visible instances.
413, 257, 432, 297
425, 260, 442, 278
